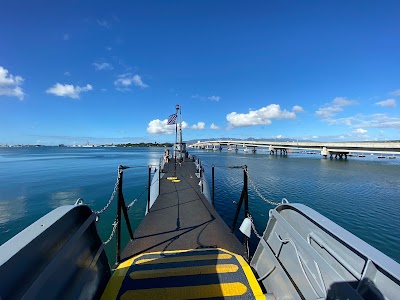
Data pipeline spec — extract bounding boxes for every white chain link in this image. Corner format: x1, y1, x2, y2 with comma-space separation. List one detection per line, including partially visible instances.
103, 219, 119, 245
245, 168, 281, 206
248, 215, 263, 239
127, 198, 138, 211
94, 174, 120, 215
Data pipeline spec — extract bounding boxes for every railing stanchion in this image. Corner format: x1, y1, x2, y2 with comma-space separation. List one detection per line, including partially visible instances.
201, 167, 204, 193
212, 165, 215, 207
158, 162, 161, 195
243, 166, 250, 261
120, 190, 134, 240
115, 166, 123, 265
147, 166, 151, 213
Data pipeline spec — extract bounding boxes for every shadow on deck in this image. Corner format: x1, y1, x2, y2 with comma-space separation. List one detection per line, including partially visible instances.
121, 160, 244, 262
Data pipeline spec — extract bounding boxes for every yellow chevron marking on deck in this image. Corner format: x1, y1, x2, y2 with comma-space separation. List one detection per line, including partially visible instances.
130, 263, 239, 280
167, 177, 177, 180
121, 282, 247, 300
135, 253, 232, 265
100, 258, 134, 300
235, 253, 265, 300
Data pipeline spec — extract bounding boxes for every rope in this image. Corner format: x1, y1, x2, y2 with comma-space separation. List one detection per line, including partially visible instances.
200, 162, 246, 169
126, 186, 148, 210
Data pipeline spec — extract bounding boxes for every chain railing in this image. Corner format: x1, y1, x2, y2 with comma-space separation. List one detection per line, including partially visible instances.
93, 164, 161, 266
94, 172, 120, 215
248, 214, 263, 239
103, 219, 119, 245
244, 168, 282, 206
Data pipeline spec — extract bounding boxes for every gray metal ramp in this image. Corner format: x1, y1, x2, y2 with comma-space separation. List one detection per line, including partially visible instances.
121, 160, 244, 261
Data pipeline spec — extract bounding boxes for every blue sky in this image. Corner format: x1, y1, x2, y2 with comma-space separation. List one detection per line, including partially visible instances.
1, 0, 399, 145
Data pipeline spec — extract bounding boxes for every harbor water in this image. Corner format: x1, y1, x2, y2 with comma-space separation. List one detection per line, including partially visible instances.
0, 147, 399, 264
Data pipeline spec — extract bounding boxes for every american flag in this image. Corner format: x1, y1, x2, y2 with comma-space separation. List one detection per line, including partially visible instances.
167, 113, 177, 125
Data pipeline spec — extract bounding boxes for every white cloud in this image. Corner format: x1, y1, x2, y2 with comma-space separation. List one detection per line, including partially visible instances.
390, 89, 400, 97
147, 119, 188, 134
354, 128, 368, 134
64, 71, 71, 76
316, 106, 343, 118
132, 75, 148, 88
93, 62, 113, 71
97, 19, 111, 29
114, 74, 148, 91
332, 97, 355, 106
226, 104, 296, 127
106, 46, 112, 51
292, 105, 304, 113
63, 33, 70, 41
316, 97, 356, 118
191, 122, 205, 130
208, 96, 220, 102
327, 113, 400, 129
46, 83, 93, 99
0, 66, 25, 100
376, 99, 396, 108
210, 123, 220, 130
192, 94, 221, 102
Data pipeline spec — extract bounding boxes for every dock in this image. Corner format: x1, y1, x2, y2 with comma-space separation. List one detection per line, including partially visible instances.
121, 159, 244, 261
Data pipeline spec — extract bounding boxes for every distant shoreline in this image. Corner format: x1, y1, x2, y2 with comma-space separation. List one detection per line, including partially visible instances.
0, 142, 174, 148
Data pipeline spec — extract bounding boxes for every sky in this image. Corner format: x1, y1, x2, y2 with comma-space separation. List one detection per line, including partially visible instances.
1, 0, 400, 145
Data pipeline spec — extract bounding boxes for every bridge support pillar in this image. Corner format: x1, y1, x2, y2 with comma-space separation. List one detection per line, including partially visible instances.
321, 146, 329, 159
269, 145, 274, 155
332, 152, 349, 159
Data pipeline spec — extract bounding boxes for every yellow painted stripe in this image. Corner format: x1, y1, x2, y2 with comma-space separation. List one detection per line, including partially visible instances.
135, 253, 232, 265
130, 263, 239, 280
234, 254, 265, 300
121, 282, 247, 300
100, 258, 135, 300
167, 177, 177, 180
172, 179, 181, 182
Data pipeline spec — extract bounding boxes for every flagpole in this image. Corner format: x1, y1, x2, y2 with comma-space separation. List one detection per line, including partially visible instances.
174, 104, 179, 176
179, 106, 182, 158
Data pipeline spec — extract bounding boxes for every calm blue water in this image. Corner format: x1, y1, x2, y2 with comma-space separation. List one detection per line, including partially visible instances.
0, 147, 399, 264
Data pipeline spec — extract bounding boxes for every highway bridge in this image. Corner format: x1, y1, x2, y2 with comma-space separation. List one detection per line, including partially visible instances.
189, 140, 400, 158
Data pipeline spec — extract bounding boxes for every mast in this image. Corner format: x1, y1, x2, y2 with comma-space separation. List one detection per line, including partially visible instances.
179, 106, 183, 158
174, 104, 179, 176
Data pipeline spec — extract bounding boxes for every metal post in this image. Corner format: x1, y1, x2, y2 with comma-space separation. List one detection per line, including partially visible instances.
201, 167, 204, 193
244, 166, 249, 216
120, 191, 134, 240
147, 166, 151, 214
243, 166, 250, 260
158, 162, 161, 195
231, 188, 245, 233
174, 105, 179, 177
212, 165, 215, 207
115, 166, 123, 265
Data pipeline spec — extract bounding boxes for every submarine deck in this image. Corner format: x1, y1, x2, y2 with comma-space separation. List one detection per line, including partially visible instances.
120, 159, 244, 262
